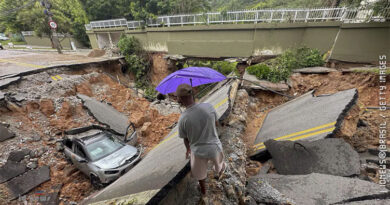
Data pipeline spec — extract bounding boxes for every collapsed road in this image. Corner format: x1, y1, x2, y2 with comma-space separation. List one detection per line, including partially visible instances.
83, 79, 239, 204
251, 88, 358, 158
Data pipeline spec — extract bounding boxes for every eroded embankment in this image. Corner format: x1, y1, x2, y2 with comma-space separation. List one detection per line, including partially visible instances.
0, 59, 179, 204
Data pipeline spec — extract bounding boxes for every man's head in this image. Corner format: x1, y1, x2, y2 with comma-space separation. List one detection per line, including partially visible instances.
176, 83, 194, 107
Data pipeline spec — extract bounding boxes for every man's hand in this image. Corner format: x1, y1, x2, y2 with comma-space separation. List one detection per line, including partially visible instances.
185, 149, 191, 159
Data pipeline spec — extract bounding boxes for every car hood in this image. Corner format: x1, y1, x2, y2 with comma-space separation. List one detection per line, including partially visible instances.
92, 145, 138, 169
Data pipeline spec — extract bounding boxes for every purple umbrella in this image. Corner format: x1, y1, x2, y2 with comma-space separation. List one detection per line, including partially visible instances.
155, 67, 226, 94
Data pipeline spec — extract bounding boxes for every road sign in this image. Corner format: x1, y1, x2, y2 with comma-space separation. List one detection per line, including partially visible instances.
48, 20, 57, 29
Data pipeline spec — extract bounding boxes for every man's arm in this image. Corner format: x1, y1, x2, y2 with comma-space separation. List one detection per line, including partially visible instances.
178, 117, 190, 159
184, 138, 191, 159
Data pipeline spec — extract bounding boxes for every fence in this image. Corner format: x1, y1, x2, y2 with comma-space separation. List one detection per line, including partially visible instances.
85, 6, 390, 30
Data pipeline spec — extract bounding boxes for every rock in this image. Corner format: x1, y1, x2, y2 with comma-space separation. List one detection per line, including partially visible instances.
293, 67, 337, 74
264, 138, 360, 176
357, 119, 368, 127
0, 125, 15, 142
8, 149, 31, 162
27, 162, 38, 169
139, 122, 152, 137
258, 162, 271, 175
56, 143, 64, 151
242, 71, 289, 92
248, 173, 389, 205
246, 176, 294, 204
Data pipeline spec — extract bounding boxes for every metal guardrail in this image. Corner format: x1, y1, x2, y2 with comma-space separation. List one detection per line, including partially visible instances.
84, 6, 390, 30
21, 31, 34, 36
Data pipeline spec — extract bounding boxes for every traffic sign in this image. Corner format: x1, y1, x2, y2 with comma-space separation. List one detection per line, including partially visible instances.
49, 20, 57, 29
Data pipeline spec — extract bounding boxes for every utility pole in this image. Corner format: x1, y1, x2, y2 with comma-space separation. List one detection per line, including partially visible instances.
41, 0, 62, 54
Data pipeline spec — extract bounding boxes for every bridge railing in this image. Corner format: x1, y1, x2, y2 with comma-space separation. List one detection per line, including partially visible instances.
85, 6, 390, 30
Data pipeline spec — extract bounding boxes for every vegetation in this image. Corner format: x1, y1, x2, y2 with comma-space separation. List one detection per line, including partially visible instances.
247, 47, 324, 83
117, 35, 157, 100
183, 60, 238, 76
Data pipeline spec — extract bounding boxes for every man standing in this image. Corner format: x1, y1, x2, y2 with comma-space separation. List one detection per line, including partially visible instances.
176, 83, 226, 198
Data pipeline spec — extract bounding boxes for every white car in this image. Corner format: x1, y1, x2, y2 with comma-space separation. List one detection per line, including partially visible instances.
0, 36, 9, 41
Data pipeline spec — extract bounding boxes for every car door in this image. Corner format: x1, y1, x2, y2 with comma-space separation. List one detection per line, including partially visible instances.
72, 142, 90, 176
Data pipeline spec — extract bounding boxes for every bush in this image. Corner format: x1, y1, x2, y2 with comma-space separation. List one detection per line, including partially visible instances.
118, 35, 156, 101
247, 63, 290, 83
183, 60, 238, 76
118, 35, 144, 57
274, 46, 324, 70
247, 47, 324, 83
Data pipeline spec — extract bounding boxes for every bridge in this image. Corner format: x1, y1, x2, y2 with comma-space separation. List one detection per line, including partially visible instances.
84, 7, 390, 62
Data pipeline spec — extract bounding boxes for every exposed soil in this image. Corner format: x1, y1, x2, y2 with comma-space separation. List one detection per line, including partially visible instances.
0, 64, 179, 204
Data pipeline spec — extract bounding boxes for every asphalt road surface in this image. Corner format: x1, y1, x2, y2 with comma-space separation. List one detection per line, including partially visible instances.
251, 88, 357, 157
85, 79, 236, 204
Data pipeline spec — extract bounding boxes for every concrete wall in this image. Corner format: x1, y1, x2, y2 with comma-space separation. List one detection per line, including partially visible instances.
88, 22, 390, 62
23, 36, 85, 49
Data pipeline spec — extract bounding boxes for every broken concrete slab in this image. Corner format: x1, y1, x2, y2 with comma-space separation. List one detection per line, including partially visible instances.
248, 173, 389, 205
0, 161, 27, 183
0, 91, 4, 100
293, 67, 337, 74
6, 166, 50, 200
7, 149, 31, 162
242, 70, 289, 92
251, 88, 358, 157
77, 94, 128, 135
0, 125, 15, 142
0, 76, 21, 89
84, 79, 237, 204
264, 138, 360, 176
246, 176, 294, 204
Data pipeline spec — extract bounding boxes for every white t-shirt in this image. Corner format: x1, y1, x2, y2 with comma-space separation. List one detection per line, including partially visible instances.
178, 103, 223, 159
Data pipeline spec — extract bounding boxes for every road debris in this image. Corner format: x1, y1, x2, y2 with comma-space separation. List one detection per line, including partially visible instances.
0, 125, 15, 142
264, 138, 360, 176
77, 94, 129, 135
251, 88, 357, 157
0, 161, 27, 183
5, 166, 50, 200
248, 173, 389, 205
242, 70, 289, 92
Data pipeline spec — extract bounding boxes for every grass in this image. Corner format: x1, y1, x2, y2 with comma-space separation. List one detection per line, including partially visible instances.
0, 39, 27, 45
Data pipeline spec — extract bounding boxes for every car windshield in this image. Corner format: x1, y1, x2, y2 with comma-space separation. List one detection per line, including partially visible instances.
85, 135, 124, 161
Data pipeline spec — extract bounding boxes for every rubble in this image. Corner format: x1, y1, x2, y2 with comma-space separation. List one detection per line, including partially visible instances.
0, 76, 21, 89
251, 88, 358, 157
0, 161, 27, 183
5, 166, 51, 200
77, 94, 129, 135
264, 138, 360, 176
248, 173, 389, 205
0, 125, 15, 142
7, 149, 31, 162
242, 70, 289, 92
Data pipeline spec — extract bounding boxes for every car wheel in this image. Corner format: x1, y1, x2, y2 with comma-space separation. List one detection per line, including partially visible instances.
90, 174, 103, 189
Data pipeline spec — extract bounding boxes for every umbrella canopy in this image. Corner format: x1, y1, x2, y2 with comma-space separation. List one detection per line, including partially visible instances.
155, 67, 226, 95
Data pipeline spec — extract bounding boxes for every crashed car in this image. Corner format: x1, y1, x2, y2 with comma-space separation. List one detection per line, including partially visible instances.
63, 129, 141, 188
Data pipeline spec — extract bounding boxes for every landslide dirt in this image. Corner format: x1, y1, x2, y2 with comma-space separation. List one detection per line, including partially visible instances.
0, 69, 179, 203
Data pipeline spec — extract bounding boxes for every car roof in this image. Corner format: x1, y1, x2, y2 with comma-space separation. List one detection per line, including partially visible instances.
67, 130, 110, 145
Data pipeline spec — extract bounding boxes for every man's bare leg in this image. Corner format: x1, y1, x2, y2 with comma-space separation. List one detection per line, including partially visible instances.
199, 179, 206, 195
